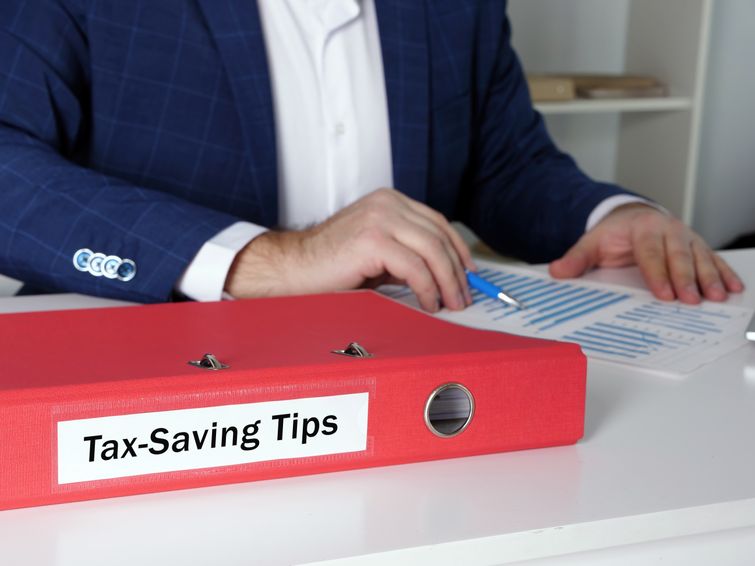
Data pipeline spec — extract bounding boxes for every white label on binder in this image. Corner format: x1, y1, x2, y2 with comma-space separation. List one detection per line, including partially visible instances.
57, 392, 369, 484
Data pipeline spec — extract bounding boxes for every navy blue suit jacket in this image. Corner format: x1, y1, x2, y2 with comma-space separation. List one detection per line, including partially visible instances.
0, 0, 633, 302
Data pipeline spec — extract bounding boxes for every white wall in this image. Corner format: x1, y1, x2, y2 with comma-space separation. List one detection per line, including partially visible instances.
693, 0, 755, 247
508, 0, 629, 73
508, 0, 630, 183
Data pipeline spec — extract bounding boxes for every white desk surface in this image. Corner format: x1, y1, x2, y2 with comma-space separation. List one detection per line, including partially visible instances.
1, 249, 754, 565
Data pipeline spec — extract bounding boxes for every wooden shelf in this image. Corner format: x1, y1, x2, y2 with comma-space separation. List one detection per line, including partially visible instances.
534, 97, 693, 115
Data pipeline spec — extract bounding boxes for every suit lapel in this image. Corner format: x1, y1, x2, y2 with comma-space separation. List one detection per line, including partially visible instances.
196, 0, 431, 220
375, 0, 430, 203
196, 0, 278, 226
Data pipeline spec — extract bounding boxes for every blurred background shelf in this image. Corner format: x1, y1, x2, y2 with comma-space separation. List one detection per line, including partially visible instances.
510, 0, 711, 225
511, 0, 755, 250
535, 96, 693, 115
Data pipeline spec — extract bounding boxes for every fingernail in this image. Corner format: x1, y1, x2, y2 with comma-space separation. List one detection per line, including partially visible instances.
457, 292, 466, 310
686, 284, 701, 301
708, 282, 726, 300
658, 282, 674, 300
464, 287, 473, 305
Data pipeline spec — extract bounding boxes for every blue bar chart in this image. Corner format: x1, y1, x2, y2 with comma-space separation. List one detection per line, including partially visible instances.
382, 261, 753, 376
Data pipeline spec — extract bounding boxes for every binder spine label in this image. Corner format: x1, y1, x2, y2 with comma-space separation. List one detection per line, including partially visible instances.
56, 392, 369, 484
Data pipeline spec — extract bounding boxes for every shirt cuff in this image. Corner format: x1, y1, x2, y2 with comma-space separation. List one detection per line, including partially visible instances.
585, 195, 668, 232
175, 222, 269, 301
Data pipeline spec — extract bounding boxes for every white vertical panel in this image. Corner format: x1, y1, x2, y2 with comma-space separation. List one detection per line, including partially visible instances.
617, 0, 711, 222
694, 0, 755, 247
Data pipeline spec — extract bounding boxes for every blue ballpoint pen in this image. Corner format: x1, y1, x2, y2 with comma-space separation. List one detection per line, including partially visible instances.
465, 270, 525, 309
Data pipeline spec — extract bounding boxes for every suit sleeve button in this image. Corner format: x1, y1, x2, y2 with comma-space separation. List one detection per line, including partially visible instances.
117, 259, 136, 282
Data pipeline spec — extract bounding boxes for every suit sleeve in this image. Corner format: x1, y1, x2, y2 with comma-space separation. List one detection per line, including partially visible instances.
0, 1, 239, 302
458, 8, 638, 264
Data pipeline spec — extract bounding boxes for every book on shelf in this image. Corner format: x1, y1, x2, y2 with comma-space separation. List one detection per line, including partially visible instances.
527, 73, 668, 102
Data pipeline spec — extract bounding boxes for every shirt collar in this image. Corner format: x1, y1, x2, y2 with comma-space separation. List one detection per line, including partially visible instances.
308, 0, 361, 32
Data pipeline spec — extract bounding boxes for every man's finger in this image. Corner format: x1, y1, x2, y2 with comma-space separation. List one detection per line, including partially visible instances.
378, 240, 441, 313
712, 253, 745, 293
399, 210, 472, 305
631, 228, 675, 301
399, 194, 477, 272
662, 225, 702, 304
393, 219, 467, 310
691, 240, 727, 302
549, 235, 600, 279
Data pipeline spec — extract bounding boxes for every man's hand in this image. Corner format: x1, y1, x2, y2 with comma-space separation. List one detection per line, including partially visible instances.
549, 203, 744, 304
225, 188, 475, 312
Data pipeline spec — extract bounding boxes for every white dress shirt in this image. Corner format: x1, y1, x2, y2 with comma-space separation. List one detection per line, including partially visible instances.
177, 0, 392, 300
177, 0, 650, 301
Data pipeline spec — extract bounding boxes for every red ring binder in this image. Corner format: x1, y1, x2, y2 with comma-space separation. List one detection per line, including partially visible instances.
0, 290, 586, 510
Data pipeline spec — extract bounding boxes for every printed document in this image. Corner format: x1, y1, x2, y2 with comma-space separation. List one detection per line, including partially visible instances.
381, 260, 753, 377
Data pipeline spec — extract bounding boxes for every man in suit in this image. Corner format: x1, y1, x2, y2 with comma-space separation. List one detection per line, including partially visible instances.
0, 0, 742, 311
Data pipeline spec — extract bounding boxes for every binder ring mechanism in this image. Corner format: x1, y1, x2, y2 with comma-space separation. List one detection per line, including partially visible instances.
331, 342, 373, 358
188, 353, 229, 371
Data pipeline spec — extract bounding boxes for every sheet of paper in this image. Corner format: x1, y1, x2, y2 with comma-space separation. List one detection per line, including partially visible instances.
381, 261, 754, 377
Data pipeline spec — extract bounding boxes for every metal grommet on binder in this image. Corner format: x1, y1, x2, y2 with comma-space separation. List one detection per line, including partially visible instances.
188, 353, 229, 371
424, 383, 475, 438
331, 342, 373, 358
